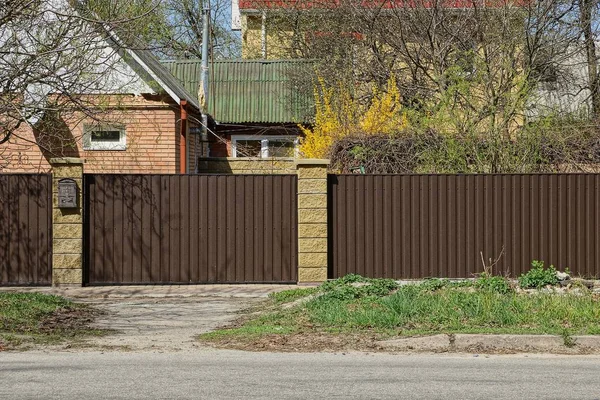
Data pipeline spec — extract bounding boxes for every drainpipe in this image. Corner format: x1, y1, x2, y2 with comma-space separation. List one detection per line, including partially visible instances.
180, 100, 188, 174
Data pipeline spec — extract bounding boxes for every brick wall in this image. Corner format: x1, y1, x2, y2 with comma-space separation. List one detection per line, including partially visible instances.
51, 159, 84, 286
197, 157, 296, 174
296, 160, 329, 283
209, 136, 230, 158
0, 95, 183, 174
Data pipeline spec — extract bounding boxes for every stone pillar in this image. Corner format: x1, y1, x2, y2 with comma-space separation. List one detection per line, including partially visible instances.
296, 159, 330, 283
50, 158, 85, 287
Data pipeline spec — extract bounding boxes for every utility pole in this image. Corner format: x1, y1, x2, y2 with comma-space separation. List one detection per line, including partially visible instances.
261, 11, 267, 58
199, 6, 210, 160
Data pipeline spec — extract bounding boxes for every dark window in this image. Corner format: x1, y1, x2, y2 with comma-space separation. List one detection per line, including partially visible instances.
91, 130, 121, 142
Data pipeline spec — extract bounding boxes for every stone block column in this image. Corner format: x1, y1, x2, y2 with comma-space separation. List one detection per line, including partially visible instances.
296, 159, 330, 283
50, 158, 84, 286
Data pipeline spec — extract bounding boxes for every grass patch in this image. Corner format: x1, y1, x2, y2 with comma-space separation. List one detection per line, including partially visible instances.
306, 286, 600, 335
1, 292, 72, 331
269, 288, 318, 304
0, 292, 106, 350
202, 322, 297, 341
200, 308, 301, 343
199, 275, 600, 350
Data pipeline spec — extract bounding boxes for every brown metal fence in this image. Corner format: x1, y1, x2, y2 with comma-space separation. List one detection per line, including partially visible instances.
0, 174, 52, 286
84, 174, 298, 284
329, 174, 600, 279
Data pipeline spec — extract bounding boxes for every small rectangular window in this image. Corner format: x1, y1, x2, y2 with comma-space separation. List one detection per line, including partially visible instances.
231, 135, 298, 158
84, 124, 126, 151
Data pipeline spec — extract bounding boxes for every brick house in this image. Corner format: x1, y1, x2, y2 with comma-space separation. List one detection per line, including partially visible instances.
1, 35, 203, 174
164, 59, 314, 172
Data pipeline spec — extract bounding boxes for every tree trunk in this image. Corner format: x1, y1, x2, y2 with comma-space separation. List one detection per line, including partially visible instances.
581, 0, 600, 119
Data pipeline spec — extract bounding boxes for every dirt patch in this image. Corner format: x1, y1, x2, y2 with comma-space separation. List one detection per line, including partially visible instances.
202, 330, 600, 354
378, 333, 600, 355
202, 331, 389, 353
0, 305, 108, 351
38, 307, 104, 333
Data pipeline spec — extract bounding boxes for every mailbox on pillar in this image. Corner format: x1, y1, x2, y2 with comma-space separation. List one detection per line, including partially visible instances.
57, 178, 78, 208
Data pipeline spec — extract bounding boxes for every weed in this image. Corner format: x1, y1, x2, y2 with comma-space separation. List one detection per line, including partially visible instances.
419, 278, 450, 292
561, 329, 577, 348
317, 275, 399, 301
518, 260, 559, 289
475, 273, 513, 294
419, 279, 473, 292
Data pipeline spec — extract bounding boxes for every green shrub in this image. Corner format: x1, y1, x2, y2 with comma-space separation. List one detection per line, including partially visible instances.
518, 260, 559, 289
474, 273, 512, 294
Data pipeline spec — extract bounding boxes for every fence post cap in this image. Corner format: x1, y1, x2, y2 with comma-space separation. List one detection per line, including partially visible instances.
49, 158, 85, 165
295, 159, 330, 167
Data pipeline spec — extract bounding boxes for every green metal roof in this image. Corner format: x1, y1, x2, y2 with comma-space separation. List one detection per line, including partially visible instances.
162, 59, 315, 124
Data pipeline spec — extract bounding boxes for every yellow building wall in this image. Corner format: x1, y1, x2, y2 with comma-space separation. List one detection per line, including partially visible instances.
241, 15, 295, 59
240, 13, 527, 136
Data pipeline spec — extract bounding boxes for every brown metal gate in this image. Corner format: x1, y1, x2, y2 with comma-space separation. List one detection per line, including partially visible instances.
84, 174, 298, 284
329, 174, 600, 279
0, 174, 52, 286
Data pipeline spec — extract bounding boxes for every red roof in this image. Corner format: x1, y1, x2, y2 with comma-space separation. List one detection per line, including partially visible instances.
239, 0, 529, 10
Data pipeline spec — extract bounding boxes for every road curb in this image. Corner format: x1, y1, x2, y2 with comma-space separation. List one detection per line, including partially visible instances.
378, 334, 600, 354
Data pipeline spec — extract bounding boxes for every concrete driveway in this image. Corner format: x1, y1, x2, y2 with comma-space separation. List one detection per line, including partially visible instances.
2, 284, 297, 352
81, 296, 257, 351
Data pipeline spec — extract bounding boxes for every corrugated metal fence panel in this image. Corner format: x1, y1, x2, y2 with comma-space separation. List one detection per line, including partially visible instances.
0, 174, 52, 286
85, 174, 297, 284
329, 174, 600, 279
163, 59, 314, 123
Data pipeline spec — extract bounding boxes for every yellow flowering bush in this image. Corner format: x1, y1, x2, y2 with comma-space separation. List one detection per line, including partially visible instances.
300, 76, 408, 158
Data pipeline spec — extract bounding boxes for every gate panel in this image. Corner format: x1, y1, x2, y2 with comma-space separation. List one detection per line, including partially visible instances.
85, 174, 298, 284
329, 174, 600, 279
0, 174, 52, 286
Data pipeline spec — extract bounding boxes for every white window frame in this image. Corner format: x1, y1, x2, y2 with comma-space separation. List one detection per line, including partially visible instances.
83, 124, 127, 151
231, 135, 299, 158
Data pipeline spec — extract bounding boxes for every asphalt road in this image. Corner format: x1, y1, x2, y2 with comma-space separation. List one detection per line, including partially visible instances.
2, 350, 600, 399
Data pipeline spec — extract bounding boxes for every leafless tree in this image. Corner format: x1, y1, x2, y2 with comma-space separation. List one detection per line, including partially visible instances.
159, 0, 240, 59
259, 0, 600, 123
0, 0, 156, 147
